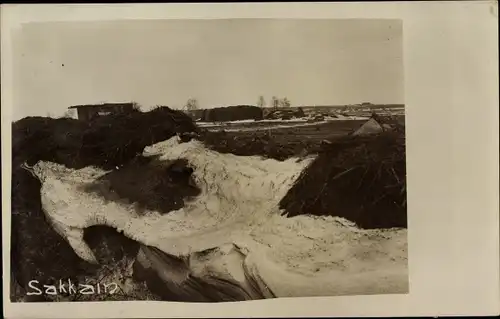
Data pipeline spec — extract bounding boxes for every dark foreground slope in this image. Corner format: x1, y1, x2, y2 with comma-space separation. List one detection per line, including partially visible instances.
279, 129, 407, 229
13, 107, 199, 169
11, 107, 199, 301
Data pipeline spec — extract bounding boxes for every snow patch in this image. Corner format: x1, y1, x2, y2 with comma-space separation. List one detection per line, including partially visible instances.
198, 116, 371, 131
31, 136, 408, 298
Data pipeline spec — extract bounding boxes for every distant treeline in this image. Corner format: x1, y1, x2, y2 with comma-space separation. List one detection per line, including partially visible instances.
184, 104, 405, 122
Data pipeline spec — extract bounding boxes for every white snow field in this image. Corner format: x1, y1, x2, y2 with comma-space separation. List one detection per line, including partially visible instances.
30, 136, 408, 300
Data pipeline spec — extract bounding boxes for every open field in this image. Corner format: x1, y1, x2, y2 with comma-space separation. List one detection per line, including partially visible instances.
198, 117, 368, 131
202, 115, 405, 160
213, 119, 374, 141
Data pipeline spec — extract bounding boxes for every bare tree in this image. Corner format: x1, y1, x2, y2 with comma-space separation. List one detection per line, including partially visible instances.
271, 96, 279, 109
185, 98, 199, 111
62, 109, 76, 118
280, 97, 291, 108
257, 96, 266, 108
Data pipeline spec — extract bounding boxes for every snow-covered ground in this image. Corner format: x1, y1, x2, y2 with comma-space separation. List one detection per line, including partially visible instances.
197, 115, 369, 126
30, 136, 408, 299
197, 116, 371, 132
196, 118, 311, 128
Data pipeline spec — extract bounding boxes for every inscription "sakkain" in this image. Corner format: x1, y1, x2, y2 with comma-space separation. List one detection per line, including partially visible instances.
27, 279, 119, 296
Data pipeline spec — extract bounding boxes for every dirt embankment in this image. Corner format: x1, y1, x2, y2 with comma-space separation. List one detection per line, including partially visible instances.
13, 106, 199, 169
11, 107, 199, 301
82, 157, 200, 215
279, 130, 407, 229
10, 167, 99, 302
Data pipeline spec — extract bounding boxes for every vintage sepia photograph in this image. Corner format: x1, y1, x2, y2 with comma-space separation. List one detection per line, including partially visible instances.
9, 18, 408, 303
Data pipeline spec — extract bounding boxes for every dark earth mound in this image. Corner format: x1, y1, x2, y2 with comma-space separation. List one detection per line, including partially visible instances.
83, 157, 200, 215
279, 130, 407, 229
83, 225, 141, 266
11, 106, 199, 301
13, 106, 199, 170
10, 167, 100, 302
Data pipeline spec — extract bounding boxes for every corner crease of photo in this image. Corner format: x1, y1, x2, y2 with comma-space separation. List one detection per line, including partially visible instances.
7, 17, 407, 306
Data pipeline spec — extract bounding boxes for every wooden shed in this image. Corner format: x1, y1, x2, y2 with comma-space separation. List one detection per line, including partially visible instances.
69, 103, 136, 121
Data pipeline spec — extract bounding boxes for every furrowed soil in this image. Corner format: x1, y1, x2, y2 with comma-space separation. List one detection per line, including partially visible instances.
201, 119, 370, 160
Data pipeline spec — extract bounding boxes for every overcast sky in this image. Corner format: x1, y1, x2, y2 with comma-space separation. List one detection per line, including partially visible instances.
12, 19, 403, 120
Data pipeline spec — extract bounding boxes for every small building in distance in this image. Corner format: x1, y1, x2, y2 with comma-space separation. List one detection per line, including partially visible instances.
68, 103, 136, 121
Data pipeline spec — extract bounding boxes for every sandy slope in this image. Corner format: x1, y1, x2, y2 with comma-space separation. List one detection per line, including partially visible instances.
30, 136, 408, 299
